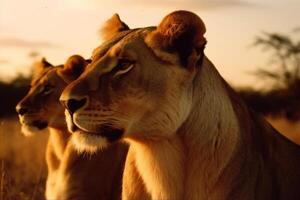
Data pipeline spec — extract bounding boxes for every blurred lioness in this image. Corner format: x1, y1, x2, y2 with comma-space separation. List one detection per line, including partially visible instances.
16, 56, 127, 200
61, 11, 300, 200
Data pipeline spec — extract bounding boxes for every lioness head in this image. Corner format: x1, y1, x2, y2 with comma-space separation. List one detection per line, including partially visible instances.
60, 11, 206, 151
16, 55, 89, 136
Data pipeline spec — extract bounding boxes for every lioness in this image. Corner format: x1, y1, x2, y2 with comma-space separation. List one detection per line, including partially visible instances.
16, 55, 127, 200
60, 11, 300, 200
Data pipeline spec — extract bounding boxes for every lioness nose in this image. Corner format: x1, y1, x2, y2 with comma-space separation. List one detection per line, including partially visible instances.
16, 106, 28, 116
62, 98, 87, 114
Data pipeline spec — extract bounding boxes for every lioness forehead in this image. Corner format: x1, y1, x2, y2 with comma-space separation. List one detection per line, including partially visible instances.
31, 67, 62, 86
92, 27, 155, 61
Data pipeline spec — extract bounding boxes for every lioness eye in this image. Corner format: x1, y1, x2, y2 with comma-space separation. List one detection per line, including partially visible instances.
114, 59, 135, 77
41, 84, 53, 95
117, 59, 134, 70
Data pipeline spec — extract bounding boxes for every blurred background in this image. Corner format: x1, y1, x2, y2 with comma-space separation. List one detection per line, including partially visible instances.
0, 0, 299, 199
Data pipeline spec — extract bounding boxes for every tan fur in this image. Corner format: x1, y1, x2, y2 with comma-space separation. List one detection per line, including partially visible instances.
16, 56, 128, 200
100, 13, 130, 41
61, 11, 300, 200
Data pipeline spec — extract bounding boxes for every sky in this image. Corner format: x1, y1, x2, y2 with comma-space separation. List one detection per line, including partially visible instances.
0, 0, 299, 88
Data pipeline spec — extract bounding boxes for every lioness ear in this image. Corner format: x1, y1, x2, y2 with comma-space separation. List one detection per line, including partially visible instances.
100, 14, 130, 41
33, 57, 53, 76
146, 10, 206, 68
58, 55, 90, 83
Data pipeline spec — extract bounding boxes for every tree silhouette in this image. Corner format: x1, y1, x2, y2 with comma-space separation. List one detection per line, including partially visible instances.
238, 29, 300, 121
253, 31, 300, 88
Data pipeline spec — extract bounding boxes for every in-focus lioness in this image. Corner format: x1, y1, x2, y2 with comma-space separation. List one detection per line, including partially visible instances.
60, 11, 300, 200
16, 55, 127, 200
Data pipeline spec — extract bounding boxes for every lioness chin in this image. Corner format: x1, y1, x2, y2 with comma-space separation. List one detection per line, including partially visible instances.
16, 55, 127, 200
61, 11, 300, 200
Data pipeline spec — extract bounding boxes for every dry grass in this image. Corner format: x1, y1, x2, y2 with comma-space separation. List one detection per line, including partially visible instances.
0, 116, 298, 200
0, 116, 48, 200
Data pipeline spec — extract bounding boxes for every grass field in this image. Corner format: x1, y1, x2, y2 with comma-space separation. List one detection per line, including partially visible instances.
0, 116, 48, 200
0, 115, 299, 200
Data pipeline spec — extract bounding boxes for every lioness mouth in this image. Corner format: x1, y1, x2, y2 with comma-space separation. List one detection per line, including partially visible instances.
31, 120, 48, 130
96, 124, 124, 142
69, 109, 124, 142
77, 124, 124, 142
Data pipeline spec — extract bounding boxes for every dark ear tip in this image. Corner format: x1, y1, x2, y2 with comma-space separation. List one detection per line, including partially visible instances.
65, 55, 86, 67
100, 13, 130, 41
111, 13, 129, 29
40, 57, 53, 67
58, 57, 86, 82
61, 55, 88, 80
158, 10, 206, 36
145, 11, 207, 68
147, 10, 207, 52
112, 13, 121, 20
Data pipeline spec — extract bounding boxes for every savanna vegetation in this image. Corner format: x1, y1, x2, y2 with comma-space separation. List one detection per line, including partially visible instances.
0, 75, 48, 200
237, 30, 300, 144
238, 30, 300, 121
0, 118, 47, 200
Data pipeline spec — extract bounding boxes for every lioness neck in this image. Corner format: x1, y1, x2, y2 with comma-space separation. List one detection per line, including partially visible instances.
130, 136, 185, 200
179, 57, 243, 199
130, 57, 247, 200
48, 127, 70, 161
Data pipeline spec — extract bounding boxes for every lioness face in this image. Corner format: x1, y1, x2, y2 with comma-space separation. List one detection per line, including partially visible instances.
61, 11, 206, 150
16, 56, 88, 136
16, 65, 66, 136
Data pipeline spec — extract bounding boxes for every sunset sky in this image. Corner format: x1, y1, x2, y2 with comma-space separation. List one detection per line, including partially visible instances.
0, 0, 299, 88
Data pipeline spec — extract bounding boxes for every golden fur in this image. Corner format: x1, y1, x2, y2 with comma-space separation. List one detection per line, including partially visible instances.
61, 11, 300, 199
100, 13, 130, 41
16, 56, 127, 200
